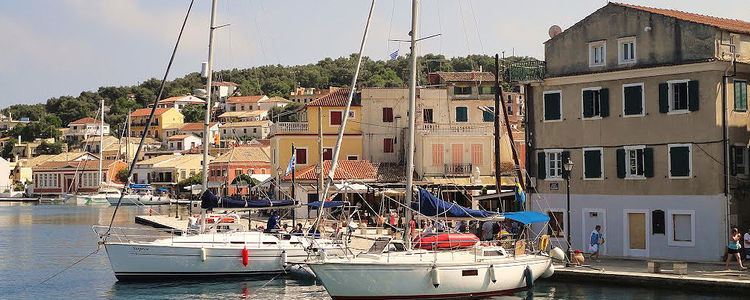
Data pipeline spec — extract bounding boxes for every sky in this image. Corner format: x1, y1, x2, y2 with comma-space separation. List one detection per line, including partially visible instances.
2, 0, 750, 107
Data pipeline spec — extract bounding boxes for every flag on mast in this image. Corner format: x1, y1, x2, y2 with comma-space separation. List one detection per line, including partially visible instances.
284, 153, 296, 177
389, 50, 399, 61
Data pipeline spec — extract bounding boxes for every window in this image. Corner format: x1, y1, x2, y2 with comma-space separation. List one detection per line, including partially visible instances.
295, 148, 307, 165
348, 111, 355, 118
330, 111, 343, 125
423, 108, 434, 123
735, 80, 747, 112
582, 87, 609, 119
731, 145, 748, 176
545, 150, 563, 179
583, 148, 603, 180
618, 37, 636, 64
454, 86, 472, 95
623, 83, 644, 116
432, 144, 444, 166
347, 155, 358, 160
588, 41, 606, 67
383, 138, 395, 153
471, 144, 483, 166
618, 146, 653, 179
668, 210, 695, 246
543, 91, 562, 121
479, 86, 496, 95
382, 107, 394, 122
455, 107, 468, 122
547, 211, 564, 238
669, 80, 689, 112
482, 107, 494, 122
507, 106, 513, 115
507, 95, 513, 103
660, 80, 699, 114
668, 144, 692, 179
652, 210, 665, 234
323, 148, 333, 161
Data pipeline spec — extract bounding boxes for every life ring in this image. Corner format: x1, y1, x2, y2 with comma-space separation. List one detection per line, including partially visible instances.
539, 234, 550, 250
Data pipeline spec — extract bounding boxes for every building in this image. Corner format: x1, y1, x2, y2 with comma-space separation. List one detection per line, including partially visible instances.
177, 122, 220, 141
154, 95, 205, 112
218, 110, 268, 123
270, 88, 364, 178
289, 87, 340, 104
0, 157, 9, 192
0, 113, 30, 133
220, 120, 272, 142
208, 145, 271, 196
32, 154, 127, 196
129, 108, 184, 141
65, 117, 109, 143
212, 81, 238, 100
504, 89, 525, 129
524, 2, 750, 261
132, 154, 210, 189
167, 135, 202, 151
224, 95, 269, 112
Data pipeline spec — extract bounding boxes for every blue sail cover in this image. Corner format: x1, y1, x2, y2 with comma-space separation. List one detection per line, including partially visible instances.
129, 184, 153, 190
201, 191, 294, 209
307, 201, 347, 208
501, 211, 550, 225
413, 188, 498, 218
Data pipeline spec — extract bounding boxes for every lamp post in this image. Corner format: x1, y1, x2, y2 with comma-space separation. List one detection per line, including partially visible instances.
563, 157, 574, 266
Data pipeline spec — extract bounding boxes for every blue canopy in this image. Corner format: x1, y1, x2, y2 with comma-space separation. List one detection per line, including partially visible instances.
201, 191, 294, 209
129, 184, 153, 190
501, 211, 550, 225
307, 201, 347, 208
157, 188, 170, 192
413, 188, 498, 219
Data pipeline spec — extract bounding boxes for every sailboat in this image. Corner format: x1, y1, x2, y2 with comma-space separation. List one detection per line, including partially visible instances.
305, 1, 556, 298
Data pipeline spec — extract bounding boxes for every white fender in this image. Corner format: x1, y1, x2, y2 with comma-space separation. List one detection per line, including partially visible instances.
541, 262, 555, 278
281, 250, 288, 268
488, 264, 497, 283
200, 247, 207, 262
550, 247, 565, 261
431, 266, 440, 288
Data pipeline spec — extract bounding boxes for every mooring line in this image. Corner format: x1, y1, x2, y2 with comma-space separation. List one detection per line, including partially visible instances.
39, 246, 101, 285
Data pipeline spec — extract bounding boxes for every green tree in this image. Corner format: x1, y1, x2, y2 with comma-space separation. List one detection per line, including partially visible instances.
36, 141, 63, 155
268, 102, 302, 122
1, 104, 47, 121
1, 138, 15, 159
116, 168, 130, 183
181, 104, 205, 123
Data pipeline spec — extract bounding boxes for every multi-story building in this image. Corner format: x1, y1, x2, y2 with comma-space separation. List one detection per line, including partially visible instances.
176, 122, 220, 140
212, 81, 238, 100
525, 2, 750, 261
224, 95, 268, 112
132, 154, 210, 189
289, 87, 340, 104
65, 117, 109, 143
129, 108, 184, 141
32, 153, 127, 196
218, 110, 268, 123
167, 134, 202, 151
154, 95, 205, 112
208, 145, 271, 195
220, 120, 272, 142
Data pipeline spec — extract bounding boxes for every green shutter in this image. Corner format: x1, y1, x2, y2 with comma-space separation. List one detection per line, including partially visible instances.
456, 107, 468, 122
624, 85, 643, 115
454, 86, 461, 94
617, 149, 626, 178
537, 152, 546, 180
544, 92, 561, 121
659, 83, 669, 113
582, 90, 594, 118
584, 149, 602, 179
600, 88, 610, 117
688, 80, 699, 111
483, 107, 494, 122
669, 146, 691, 177
644, 147, 655, 178
735, 81, 748, 112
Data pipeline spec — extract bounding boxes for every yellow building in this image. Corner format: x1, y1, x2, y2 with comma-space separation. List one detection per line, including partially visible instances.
129, 108, 184, 142
270, 88, 363, 177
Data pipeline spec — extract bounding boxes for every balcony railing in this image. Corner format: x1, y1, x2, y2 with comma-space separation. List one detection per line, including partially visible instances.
419, 123, 492, 136
270, 122, 309, 135
504, 60, 545, 83
444, 163, 473, 176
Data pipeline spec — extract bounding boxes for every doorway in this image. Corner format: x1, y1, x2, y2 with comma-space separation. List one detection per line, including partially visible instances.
582, 208, 606, 255
623, 209, 649, 257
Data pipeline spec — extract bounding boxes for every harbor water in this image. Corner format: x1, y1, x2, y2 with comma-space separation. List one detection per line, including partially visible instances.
0, 202, 742, 300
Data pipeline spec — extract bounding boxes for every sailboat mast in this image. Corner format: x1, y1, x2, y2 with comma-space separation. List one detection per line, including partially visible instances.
99, 99, 104, 186
404, 0, 418, 249
202, 0, 218, 193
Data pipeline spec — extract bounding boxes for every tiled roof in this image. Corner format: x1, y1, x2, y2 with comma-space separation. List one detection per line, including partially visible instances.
285, 160, 378, 181
167, 134, 194, 141
130, 108, 172, 117
434, 71, 496, 82
212, 145, 270, 163
221, 120, 271, 128
180, 122, 218, 131
249, 139, 271, 147
218, 110, 267, 118
212, 81, 238, 87
136, 154, 182, 166
613, 2, 750, 35
0, 137, 10, 141
262, 96, 292, 103
306, 88, 360, 107
35, 159, 120, 170
69, 117, 100, 125
375, 163, 408, 183
157, 95, 204, 104
227, 95, 267, 104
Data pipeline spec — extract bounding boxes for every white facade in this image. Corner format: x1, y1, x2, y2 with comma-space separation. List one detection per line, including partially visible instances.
0, 157, 9, 192
66, 121, 110, 141
167, 135, 202, 151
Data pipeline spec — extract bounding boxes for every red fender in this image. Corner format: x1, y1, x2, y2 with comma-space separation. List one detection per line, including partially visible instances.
241, 248, 249, 266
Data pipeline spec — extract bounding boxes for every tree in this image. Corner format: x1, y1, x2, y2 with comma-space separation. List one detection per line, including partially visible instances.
36, 141, 63, 155
116, 168, 130, 183
1, 104, 47, 121
1, 138, 15, 159
268, 102, 302, 122
182, 104, 205, 123
177, 173, 202, 193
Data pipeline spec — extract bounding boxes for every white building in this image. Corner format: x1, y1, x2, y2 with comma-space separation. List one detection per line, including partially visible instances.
0, 157, 10, 192
167, 135, 202, 151
155, 95, 206, 112
65, 117, 109, 143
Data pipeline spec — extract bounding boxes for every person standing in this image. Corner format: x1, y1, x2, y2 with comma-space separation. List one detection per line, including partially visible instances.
744, 228, 750, 261
409, 217, 416, 237
726, 227, 747, 270
481, 220, 494, 241
589, 225, 604, 260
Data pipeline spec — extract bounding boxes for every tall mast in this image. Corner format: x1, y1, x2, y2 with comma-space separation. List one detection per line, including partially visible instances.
202, 0, 218, 193
99, 99, 104, 186
404, 0, 418, 249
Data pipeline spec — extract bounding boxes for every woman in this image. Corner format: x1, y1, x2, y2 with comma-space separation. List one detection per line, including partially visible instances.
726, 227, 747, 270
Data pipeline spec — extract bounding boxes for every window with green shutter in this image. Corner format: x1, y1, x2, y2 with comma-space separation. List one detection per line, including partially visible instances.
543, 91, 562, 121
669, 144, 691, 178
482, 107, 494, 122
583, 148, 603, 179
623, 84, 644, 116
479, 86, 497, 95
583, 88, 608, 119
454, 86, 472, 95
735, 80, 747, 112
456, 106, 468, 122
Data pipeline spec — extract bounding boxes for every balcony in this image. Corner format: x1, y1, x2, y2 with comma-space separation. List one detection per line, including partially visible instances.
419, 123, 492, 136
504, 60, 545, 83
270, 122, 309, 135
444, 163, 473, 176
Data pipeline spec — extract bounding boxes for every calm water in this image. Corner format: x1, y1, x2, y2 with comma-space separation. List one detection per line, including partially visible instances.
0, 202, 742, 300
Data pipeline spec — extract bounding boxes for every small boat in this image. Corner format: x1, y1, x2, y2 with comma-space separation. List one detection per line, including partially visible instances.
413, 233, 479, 250
107, 185, 172, 206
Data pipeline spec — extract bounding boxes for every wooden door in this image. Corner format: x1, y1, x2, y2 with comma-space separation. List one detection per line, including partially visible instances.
625, 212, 647, 257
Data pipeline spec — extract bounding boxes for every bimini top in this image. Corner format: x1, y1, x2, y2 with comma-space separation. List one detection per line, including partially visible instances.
201, 191, 294, 209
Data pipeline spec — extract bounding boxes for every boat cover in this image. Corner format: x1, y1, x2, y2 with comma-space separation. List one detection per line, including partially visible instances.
413, 188, 498, 218
501, 211, 550, 225
129, 184, 153, 190
307, 201, 347, 208
201, 191, 294, 209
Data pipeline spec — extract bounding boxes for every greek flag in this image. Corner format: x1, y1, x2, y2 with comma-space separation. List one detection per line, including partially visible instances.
284, 153, 296, 177
389, 50, 399, 61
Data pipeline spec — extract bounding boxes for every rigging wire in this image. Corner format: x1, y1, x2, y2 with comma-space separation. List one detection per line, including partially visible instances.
467, 0, 484, 53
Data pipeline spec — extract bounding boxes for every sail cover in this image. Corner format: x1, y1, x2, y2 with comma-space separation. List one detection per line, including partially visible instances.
201, 191, 294, 209
413, 188, 498, 219
307, 201, 347, 208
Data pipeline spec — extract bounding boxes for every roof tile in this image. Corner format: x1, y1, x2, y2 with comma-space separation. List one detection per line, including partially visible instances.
613, 2, 750, 34
306, 88, 360, 107
285, 160, 377, 181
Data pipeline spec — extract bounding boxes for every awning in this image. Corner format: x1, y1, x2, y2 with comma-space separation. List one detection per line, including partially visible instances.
501, 211, 550, 225
379, 189, 404, 197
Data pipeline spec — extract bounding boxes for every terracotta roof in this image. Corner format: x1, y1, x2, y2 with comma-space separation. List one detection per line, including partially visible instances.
218, 111, 267, 118
212, 145, 270, 163
249, 139, 271, 146
130, 108, 173, 117
227, 95, 267, 104
306, 88, 360, 107
221, 120, 272, 128
613, 2, 750, 35
136, 154, 182, 166
180, 122, 218, 131
212, 81, 238, 87
286, 160, 378, 181
434, 71, 496, 82
69, 117, 101, 125
167, 134, 194, 141
35, 159, 120, 170
262, 96, 292, 103
157, 95, 205, 104
0, 137, 9, 141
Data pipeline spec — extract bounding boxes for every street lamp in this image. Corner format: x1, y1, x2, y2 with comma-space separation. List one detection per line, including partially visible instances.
563, 157, 574, 266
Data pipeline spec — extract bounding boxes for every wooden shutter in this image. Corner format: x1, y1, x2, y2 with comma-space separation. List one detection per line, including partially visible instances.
431, 144, 444, 166
644, 147, 654, 178
582, 90, 594, 118
658, 83, 669, 113
688, 80, 699, 111
330, 111, 343, 125
483, 107, 494, 122
584, 149, 602, 179
383, 138, 394, 153
323, 148, 333, 160
616, 148, 626, 178
735, 81, 747, 111
296, 148, 307, 165
382, 107, 393, 122
537, 152, 546, 179
669, 146, 690, 177
600, 88, 610, 117
456, 107, 468, 122
624, 85, 643, 115
544, 92, 561, 121
471, 144, 483, 166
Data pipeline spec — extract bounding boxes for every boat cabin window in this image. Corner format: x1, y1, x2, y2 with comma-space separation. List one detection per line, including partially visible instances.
367, 237, 392, 254
482, 250, 505, 257
388, 242, 406, 252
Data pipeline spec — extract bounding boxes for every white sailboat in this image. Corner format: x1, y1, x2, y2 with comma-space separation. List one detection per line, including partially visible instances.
306, 1, 556, 298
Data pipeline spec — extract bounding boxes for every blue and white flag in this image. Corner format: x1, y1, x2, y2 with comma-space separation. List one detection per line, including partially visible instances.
389, 50, 399, 61
284, 153, 296, 177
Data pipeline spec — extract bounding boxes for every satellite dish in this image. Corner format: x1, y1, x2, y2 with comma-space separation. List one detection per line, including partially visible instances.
548, 25, 562, 38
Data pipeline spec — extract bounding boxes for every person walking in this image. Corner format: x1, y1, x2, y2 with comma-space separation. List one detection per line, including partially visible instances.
726, 227, 747, 270
744, 228, 750, 261
588, 225, 604, 261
